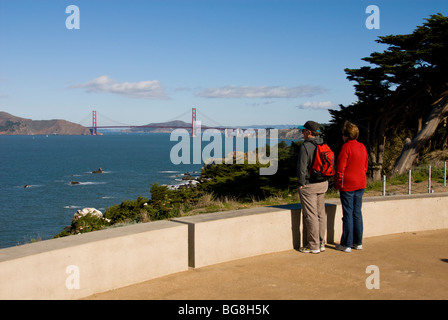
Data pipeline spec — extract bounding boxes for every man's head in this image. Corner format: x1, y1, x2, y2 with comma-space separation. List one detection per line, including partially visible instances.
298, 120, 321, 138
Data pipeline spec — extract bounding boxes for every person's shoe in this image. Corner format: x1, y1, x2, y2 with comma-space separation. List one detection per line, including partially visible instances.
320, 242, 326, 252
353, 244, 363, 250
299, 247, 320, 254
336, 244, 351, 253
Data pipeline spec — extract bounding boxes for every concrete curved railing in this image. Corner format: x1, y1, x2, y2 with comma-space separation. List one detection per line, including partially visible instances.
1, 193, 448, 299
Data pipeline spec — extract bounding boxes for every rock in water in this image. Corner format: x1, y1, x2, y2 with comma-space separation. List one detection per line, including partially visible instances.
92, 167, 103, 174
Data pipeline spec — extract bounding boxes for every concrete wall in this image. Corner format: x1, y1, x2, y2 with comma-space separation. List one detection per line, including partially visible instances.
326, 193, 448, 244
1, 193, 447, 299
171, 206, 302, 268
173, 193, 448, 268
0, 221, 188, 300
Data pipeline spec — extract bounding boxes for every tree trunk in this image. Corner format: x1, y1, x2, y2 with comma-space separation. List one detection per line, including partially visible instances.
442, 117, 448, 149
367, 116, 388, 181
392, 96, 448, 175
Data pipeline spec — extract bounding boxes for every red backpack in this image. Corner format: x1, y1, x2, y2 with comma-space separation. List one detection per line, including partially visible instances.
310, 143, 335, 182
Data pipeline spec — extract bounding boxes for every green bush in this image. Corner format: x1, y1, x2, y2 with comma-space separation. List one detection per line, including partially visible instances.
72, 213, 111, 234
54, 213, 111, 238
104, 196, 149, 224
149, 183, 203, 218
197, 141, 301, 201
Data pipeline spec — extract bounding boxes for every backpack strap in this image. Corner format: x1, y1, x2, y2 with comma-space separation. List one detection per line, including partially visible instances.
303, 140, 318, 171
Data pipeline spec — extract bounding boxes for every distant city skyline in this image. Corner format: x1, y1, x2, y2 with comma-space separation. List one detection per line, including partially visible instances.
1, 0, 447, 126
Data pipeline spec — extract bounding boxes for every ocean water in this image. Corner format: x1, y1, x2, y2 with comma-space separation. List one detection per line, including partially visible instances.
0, 133, 202, 248
1, 132, 289, 248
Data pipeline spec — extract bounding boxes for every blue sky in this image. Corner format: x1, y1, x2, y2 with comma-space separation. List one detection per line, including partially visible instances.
1, 0, 447, 127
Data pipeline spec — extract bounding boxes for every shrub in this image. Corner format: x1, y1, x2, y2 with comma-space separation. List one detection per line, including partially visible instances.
71, 213, 111, 234
104, 196, 149, 224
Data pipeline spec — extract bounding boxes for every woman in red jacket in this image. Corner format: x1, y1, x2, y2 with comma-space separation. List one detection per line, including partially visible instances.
334, 121, 368, 253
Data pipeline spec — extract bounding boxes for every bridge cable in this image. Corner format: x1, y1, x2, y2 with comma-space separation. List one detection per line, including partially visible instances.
197, 110, 225, 128
96, 111, 133, 127
165, 109, 191, 123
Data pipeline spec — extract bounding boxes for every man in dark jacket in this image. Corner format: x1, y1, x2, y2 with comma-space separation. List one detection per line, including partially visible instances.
297, 121, 328, 254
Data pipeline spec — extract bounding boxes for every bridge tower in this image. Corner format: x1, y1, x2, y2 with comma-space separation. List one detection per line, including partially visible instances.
92, 110, 97, 135
192, 107, 197, 137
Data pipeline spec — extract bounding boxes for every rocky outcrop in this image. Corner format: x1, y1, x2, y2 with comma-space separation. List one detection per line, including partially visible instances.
277, 128, 302, 140
72, 208, 110, 223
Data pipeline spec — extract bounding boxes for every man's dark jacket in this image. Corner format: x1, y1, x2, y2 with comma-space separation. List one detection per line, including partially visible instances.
296, 136, 324, 187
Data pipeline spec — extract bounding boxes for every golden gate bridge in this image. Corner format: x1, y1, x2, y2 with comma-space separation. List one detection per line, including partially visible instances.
83, 108, 270, 137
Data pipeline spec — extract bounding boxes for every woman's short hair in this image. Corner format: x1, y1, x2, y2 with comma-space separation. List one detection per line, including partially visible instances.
342, 121, 359, 140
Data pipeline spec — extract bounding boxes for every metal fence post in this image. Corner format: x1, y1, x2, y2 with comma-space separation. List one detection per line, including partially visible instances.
408, 169, 412, 195
444, 161, 447, 187
382, 175, 386, 196
428, 165, 432, 193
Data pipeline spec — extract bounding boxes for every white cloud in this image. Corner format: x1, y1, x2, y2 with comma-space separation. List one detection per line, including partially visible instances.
196, 85, 326, 99
298, 101, 337, 110
70, 76, 169, 99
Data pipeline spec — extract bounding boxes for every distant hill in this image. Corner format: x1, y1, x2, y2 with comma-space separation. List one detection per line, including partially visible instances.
128, 120, 198, 133
0, 112, 91, 135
